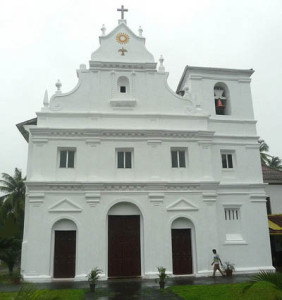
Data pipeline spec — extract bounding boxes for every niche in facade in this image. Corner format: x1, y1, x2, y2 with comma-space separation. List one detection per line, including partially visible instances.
117, 76, 130, 94
214, 83, 230, 115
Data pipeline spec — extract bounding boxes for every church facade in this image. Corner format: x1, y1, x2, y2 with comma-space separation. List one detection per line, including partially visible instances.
18, 10, 274, 282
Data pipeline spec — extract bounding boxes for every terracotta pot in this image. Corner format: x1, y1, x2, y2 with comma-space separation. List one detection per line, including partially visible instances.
225, 269, 233, 277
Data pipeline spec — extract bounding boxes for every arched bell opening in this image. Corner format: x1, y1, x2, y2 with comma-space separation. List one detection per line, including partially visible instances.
214, 82, 231, 115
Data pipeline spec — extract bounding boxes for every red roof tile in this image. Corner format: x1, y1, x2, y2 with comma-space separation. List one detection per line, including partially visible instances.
262, 164, 282, 184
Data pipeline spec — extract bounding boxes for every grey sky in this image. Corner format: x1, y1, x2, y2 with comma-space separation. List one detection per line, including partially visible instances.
1, 0, 282, 175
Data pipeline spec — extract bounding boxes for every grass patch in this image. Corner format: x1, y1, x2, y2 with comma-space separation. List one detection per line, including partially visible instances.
0, 273, 13, 284
170, 281, 282, 300
0, 288, 87, 300
89, 288, 115, 299
0, 272, 23, 285
0, 292, 17, 300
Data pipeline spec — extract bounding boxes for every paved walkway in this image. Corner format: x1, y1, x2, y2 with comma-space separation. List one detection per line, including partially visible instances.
0, 274, 253, 299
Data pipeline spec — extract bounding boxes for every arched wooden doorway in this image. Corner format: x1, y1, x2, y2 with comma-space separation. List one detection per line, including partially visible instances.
108, 202, 141, 278
53, 219, 77, 278
171, 217, 193, 275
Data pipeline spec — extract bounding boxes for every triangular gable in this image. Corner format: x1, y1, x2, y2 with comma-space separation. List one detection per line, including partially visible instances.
167, 199, 198, 211
91, 22, 155, 64
99, 22, 144, 44
49, 199, 82, 213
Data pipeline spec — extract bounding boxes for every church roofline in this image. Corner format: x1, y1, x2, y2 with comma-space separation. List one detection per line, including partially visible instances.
16, 117, 37, 142
176, 65, 255, 93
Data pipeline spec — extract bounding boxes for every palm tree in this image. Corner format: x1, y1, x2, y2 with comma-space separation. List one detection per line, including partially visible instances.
259, 139, 271, 165
268, 156, 282, 171
0, 168, 26, 236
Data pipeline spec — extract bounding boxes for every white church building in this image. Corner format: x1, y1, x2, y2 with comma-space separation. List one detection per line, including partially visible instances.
18, 7, 274, 282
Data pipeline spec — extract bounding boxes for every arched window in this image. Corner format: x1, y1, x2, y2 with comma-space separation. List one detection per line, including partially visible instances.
214, 83, 230, 115
117, 76, 130, 94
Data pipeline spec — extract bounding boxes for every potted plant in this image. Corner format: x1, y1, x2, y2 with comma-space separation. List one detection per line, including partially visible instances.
223, 262, 235, 277
156, 266, 169, 289
87, 267, 102, 292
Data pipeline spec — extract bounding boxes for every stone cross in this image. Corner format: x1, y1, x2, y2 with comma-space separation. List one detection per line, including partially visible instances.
117, 5, 128, 19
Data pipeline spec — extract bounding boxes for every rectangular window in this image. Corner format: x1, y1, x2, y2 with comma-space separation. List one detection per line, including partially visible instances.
221, 153, 233, 169
120, 86, 126, 93
117, 150, 132, 168
224, 208, 240, 220
59, 150, 75, 168
171, 149, 186, 168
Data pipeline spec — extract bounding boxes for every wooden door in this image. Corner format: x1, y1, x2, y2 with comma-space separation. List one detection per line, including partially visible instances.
108, 215, 141, 277
54, 230, 76, 278
171, 229, 192, 274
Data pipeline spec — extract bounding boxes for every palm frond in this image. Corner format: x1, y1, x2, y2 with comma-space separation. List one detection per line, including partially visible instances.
243, 271, 282, 293
0, 168, 26, 231
259, 139, 269, 153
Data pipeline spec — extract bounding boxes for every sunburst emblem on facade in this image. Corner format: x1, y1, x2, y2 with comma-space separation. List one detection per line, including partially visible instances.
116, 33, 130, 44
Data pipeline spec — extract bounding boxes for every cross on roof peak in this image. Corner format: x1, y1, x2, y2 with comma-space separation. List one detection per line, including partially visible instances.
117, 5, 128, 20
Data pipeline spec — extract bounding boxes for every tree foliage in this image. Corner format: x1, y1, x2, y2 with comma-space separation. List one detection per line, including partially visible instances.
259, 139, 282, 171
259, 139, 270, 166
268, 156, 282, 171
0, 237, 22, 274
0, 168, 26, 237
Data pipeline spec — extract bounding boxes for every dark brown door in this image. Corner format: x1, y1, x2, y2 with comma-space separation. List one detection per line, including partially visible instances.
108, 215, 141, 277
172, 229, 192, 274
54, 230, 76, 278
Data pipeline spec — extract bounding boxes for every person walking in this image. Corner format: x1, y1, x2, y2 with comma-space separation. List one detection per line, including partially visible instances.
211, 249, 225, 277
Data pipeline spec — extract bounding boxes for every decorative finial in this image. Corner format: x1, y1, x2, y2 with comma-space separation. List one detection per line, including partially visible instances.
55, 79, 62, 93
158, 55, 165, 73
101, 24, 106, 36
138, 26, 143, 37
43, 89, 49, 107
117, 5, 128, 20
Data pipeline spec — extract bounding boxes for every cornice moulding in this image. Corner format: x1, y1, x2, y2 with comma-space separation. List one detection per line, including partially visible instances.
36, 112, 209, 119
218, 183, 266, 189
89, 61, 157, 71
209, 119, 257, 124
25, 181, 220, 192
29, 128, 215, 140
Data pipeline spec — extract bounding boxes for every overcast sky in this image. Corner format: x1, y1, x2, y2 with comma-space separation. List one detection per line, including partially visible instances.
1, 0, 282, 176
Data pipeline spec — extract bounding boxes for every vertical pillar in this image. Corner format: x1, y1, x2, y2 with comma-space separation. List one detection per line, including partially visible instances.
131, 71, 136, 99
198, 141, 214, 180
111, 71, 116, 99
